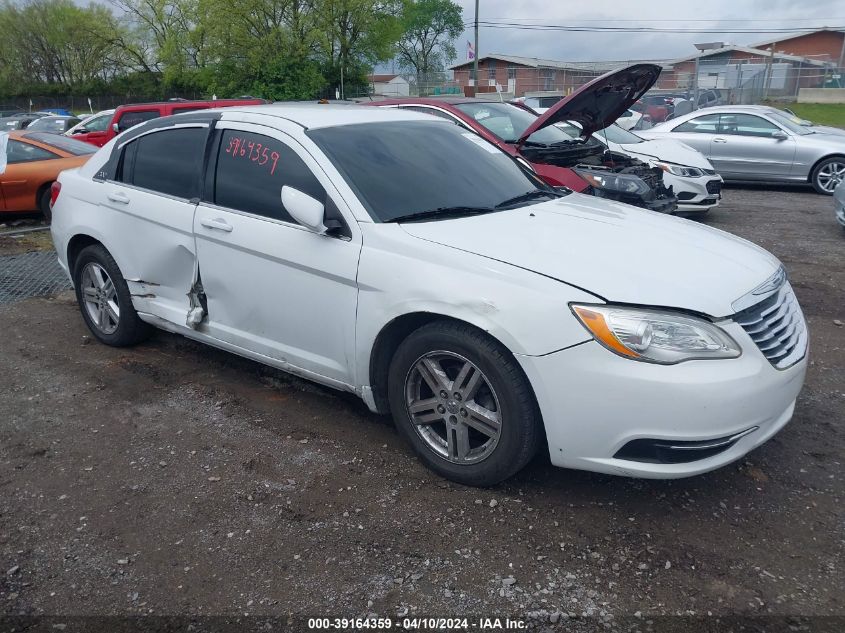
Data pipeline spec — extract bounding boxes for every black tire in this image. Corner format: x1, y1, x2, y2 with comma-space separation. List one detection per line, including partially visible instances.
39, 185, 53, 224
387, 320, 543, 487
73, 244, 152, 347
810, 157, 845, 195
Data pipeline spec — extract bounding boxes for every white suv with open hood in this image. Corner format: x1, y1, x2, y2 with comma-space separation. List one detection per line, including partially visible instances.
50, 92, 808, 486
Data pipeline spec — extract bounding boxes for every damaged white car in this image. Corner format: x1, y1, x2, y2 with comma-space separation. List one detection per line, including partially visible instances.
51, 103, 808, 486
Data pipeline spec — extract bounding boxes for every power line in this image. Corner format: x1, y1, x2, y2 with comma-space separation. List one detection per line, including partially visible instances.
464, 22, 845, 34
467, 17, 845, 23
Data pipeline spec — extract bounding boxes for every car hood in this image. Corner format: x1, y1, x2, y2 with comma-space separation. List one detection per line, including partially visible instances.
518, 64, 661, 145
399, 194, 779, 317
610, 138, 714, 169
808, 125, 845, 137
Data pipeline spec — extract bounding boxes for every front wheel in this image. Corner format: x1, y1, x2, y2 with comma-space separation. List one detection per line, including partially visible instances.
387, 320, 543, 486
811, 157, 845, 195
73, 244, 152, 346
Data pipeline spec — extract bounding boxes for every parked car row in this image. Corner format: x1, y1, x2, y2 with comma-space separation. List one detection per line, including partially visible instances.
1, 98, 264, 219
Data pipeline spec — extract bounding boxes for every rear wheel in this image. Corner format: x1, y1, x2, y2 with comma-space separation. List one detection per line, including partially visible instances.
38, 185, 52, 223
73, 244, 151, 346
387, 320, 543, 486
811, 157, 845, 195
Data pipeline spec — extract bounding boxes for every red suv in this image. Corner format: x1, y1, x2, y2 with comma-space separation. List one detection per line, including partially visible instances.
72, 98, 266, 147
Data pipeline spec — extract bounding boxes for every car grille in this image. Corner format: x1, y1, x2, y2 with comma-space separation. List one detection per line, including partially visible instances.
706, 180, 722, 194
733, 283, 807, 369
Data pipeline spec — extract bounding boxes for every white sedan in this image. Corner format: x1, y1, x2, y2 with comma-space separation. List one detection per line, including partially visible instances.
50, 104, 808, 486
594, 124, 723, 213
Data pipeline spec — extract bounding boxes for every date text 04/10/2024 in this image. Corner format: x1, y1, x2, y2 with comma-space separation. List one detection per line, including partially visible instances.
307, 617, 527, 630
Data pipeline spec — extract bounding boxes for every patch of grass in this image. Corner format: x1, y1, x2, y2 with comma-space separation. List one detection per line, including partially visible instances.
775, 103, 845, 128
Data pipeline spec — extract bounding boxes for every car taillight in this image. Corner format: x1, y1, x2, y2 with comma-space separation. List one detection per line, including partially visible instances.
50, 181, 62, 207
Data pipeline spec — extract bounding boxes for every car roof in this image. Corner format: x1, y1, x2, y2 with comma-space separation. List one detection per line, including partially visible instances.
216, 103, 441, 129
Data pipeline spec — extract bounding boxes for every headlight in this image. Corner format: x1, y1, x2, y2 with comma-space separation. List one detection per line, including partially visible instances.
655, 162, 705, 178
570, 304, 741, 364
573, 169, 650, 195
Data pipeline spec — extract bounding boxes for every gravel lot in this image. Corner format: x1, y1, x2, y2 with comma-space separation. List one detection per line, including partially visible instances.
1, 187, 843, 630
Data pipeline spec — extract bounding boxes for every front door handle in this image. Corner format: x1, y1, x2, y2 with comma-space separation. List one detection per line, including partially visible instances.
200, 218, 233, 233
107, 192, 130, 204
713, 137, 728, 143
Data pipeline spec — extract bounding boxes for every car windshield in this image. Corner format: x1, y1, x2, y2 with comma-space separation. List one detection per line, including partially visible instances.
594, 124, 644, 145
453, 102, 575, 145
23, 132, 97, 155
766, 110, 812, 134
307, 121, 552, 223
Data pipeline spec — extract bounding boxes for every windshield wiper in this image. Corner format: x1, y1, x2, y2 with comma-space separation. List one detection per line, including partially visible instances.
495, 189, 566, 209
384, 206, 496, 223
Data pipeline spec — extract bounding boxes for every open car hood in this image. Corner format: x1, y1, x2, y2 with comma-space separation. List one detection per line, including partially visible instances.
517, 64, 661, 146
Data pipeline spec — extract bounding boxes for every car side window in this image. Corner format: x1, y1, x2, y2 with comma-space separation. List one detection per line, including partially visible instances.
84, 114, 111, 132
672, 114, 721, 133
718, 114, 781, 137
6, 140, 58, 163
116, 110, 160, 133
212, 129, 326, 224
117, 127, 208, 199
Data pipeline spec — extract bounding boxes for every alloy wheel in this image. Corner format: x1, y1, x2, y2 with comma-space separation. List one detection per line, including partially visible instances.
404, 351, 502, 464
81, 262, 120, 335
816, 161, 845, 193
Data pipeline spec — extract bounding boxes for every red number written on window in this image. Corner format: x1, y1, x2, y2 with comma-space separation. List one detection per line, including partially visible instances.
225, 136, 280, 175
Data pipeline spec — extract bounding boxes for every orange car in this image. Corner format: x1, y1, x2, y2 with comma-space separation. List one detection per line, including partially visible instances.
1, 130, 95, 221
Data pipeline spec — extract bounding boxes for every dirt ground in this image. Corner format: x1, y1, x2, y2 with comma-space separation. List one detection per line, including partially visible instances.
1, 186, 843, 629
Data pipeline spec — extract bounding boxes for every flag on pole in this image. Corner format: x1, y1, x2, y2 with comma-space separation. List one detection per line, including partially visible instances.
467, 41, 475, 61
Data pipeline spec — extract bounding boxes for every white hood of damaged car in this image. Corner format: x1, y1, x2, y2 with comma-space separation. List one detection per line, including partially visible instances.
400, 193, 780, 317
613, 138, 714, 170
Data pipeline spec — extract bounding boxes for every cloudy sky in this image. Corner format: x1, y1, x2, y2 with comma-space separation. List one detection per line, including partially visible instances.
451, 0, 844, 63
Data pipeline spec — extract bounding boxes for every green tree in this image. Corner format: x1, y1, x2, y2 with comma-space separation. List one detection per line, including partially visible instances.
0, 0, 131, 89
395, 0, 462, 90
315, 0, 402, 97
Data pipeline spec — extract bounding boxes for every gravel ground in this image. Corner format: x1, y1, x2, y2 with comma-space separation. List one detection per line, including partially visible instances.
0, 187, 843, 631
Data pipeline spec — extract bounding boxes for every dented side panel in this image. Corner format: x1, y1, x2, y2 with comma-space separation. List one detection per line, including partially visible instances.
99, 184, 198, 324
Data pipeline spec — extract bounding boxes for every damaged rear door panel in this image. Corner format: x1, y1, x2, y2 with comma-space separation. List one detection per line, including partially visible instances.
99, 123, 211, 324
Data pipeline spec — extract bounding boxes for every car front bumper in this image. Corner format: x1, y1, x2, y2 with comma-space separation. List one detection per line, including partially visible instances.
666, 174, 723, 212
516, 320, 807, 478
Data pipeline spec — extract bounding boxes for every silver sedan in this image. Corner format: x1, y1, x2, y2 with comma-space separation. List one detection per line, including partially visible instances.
640, 105, 845, 194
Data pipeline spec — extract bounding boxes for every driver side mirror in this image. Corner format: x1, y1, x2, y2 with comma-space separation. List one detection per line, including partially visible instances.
112, 123, 120, 134
772, 129, 788, 140
72, 128, 88, 135
282, 186, 327, 233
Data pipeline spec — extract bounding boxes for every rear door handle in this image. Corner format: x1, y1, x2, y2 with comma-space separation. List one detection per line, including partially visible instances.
107, 192, 130, 204
713, 137, 727, 143
200, 218, 233, 233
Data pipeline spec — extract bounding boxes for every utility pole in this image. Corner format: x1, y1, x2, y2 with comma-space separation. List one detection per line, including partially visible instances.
473, 0, 479, 90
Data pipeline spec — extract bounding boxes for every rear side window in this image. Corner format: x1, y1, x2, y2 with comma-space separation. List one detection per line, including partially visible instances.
672, 114, 721, 133
6, 140, 58, 163
212, 129, 325, 223
120, 127, 208, 199
116, 109, 160, 133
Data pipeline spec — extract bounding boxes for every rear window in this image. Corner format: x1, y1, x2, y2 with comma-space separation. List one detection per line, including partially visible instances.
23, 132, 97, 155
122, 127, 208, 198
